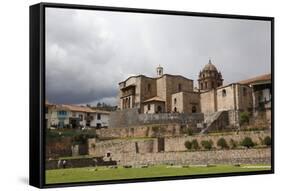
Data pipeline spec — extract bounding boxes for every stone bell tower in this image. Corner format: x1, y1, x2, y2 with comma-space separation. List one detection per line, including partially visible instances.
156, 65, 163, 77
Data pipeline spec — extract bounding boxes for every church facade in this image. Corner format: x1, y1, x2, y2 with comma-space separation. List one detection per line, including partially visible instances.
117, 60, 271, 122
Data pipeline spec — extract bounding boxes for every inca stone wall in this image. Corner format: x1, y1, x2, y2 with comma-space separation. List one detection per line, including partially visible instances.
164, 130, 271, 152
111, 148, 270, 166
108, 108, 204, 128
88, 138, 158, 157
96, 123, 181, 139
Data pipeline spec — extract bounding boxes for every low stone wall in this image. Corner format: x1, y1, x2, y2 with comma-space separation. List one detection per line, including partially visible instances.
96, 123, 181, 139
165, 130, 270, 152
88, 138, 158, 157
111, 148, 271, 166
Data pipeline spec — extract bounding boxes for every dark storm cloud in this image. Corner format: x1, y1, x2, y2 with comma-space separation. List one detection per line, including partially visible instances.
46, 8, 271, 105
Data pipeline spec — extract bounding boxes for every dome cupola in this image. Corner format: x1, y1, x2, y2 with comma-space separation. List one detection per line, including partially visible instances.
198, 59, 223, 91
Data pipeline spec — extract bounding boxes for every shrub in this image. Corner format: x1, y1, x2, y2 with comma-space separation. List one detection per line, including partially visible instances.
229, 139, 237, 149
241, 137, 255, 148
187, 128, 193, 136
240, 111, 250, 125
191, 139, 200, 150
72, 133, 95, 145
201, 140, 213, 150
217, 138, 229, 149
263, 136, 271, 146
184, 140, 192, 150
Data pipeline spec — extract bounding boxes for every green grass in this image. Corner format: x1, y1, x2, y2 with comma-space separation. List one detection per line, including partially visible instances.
46, 164, 271, 184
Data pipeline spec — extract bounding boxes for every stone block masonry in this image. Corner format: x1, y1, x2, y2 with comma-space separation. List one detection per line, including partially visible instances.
96, 123, 182, 139
112, 148, 270, 166
108, 108, 204, 128
88, 138, 158, 157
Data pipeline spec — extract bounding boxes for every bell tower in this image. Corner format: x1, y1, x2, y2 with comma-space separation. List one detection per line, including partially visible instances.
156, 65, 163, 77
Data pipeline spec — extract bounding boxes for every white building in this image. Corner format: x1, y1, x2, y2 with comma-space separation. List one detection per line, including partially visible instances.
45, 103, 110, 129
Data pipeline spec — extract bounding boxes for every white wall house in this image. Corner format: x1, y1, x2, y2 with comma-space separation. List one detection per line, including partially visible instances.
45, 103, 110, 129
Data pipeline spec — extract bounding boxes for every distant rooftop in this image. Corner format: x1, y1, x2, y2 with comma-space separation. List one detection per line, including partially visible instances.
238, 73, 271, 85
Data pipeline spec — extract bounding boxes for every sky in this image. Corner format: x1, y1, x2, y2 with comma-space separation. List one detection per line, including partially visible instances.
46, 8, 271, 106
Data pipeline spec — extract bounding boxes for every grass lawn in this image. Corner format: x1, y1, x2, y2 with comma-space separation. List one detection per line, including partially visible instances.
46, 164, 271, 184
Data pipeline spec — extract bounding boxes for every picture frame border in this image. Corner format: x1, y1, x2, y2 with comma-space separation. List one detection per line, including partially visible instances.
29, 2, 275, 188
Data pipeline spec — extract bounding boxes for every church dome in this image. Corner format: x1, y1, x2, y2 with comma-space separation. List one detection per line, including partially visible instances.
202, 59, 218, 72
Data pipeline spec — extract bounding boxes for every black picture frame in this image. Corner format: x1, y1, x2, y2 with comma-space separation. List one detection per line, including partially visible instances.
30, 2, 274, 188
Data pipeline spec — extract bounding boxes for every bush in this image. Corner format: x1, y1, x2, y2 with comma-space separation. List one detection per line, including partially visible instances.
240, 111, 250, 125
201, 140, 213, 150
263, 136, 271, 146
217, 138, 229, 149
184, 140, 192, 150
191, 139, 200, 150
241, 137, 255, 148
229, 139, 237, 149
187, 128, 193, 136
72, 133, 95, 145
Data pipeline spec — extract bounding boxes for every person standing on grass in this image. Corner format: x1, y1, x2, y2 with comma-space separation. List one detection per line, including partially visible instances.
62, 160, 67, 169
57, 159, 61, 169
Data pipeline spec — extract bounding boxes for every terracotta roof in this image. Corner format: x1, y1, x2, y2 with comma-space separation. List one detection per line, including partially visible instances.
48, 104, 110, 114
143, 96, 165, 103
60, 104, 94, 113
238, 73, 271, 85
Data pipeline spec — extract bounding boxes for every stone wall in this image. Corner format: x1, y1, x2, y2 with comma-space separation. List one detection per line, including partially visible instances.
88, 138, 158, 157
111, 148, 270, 166
96, 124, 183, 139
164, 130, 270, 152
200, 90, 217, 114
108, 108, 204, 128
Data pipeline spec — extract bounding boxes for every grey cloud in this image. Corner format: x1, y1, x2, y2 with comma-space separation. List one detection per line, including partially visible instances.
46, 8, 271, 105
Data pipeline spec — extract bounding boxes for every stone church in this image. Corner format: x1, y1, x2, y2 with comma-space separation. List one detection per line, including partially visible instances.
120, 60, 254, 112
117, 59, 271, 128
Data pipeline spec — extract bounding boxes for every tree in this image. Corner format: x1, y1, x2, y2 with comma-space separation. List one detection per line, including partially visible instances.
201, 140, 213, 150
241, 137, 255, 148
184, 140, 192, 150
263, 136, 271, 146
240, 111, 250, 125
191, 139, 200, 150
217, 138, 229, 149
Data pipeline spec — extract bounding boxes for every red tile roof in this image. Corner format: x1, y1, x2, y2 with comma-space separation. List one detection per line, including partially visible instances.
238, 73, 271, 85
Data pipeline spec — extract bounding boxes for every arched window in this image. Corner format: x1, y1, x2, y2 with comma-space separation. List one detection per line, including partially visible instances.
174, 107, 177, 112
148, 104, 151, 111
192, 106, 196, 113
157, 106, 162, 113
174, 98, 177, 105
222, 89, 226, 97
